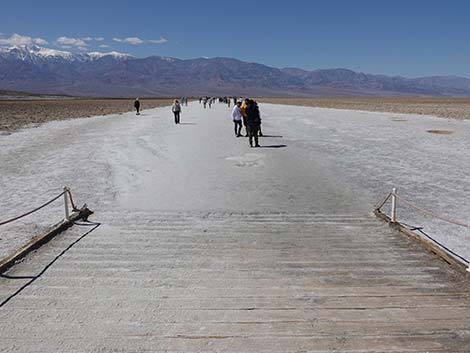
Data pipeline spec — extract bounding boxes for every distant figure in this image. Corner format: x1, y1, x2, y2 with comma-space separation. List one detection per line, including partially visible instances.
227, 97, 231, 108
231, 101, 243, 137
134, 98, 141, 115
172, 99, 182, 124
245, 99, 261, 147
203, 97, 207, 109
199, 97, 202, 104
208, 98, 212, 108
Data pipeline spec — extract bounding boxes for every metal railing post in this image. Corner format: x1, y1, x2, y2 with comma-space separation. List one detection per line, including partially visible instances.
63, 186, 70, 221
391, 188, 397, 223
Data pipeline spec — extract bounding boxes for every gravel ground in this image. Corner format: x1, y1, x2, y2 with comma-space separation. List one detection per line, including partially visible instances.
258, 97, 470, 120
0, 98, 174, 133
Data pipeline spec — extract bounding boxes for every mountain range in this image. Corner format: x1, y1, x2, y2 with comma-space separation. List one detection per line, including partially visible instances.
1, 45, 470, 97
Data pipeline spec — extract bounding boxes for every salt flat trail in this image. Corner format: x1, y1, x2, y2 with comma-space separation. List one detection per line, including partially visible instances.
1, 102, 470, 352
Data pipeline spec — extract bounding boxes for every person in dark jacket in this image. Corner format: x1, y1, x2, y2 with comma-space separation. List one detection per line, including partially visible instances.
134, 98, 141, 115
245, 99, 261, 147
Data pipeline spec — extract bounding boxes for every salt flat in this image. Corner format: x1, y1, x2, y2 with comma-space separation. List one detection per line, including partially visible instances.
1, 101, 469, 259
1, 102, 470, 352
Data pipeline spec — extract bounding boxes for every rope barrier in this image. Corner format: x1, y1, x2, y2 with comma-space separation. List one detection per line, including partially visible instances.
375, 188, 470, 270
375, 190, 470, 229
393, 194, 470, 229
375, 192, 392, 211
0, 191, 66, 226
66, 189, 79, 211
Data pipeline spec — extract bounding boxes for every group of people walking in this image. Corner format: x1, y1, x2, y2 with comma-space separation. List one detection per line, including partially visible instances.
231, 98, 263, 148
199, 96, 238, 109
134, 96, 264, 148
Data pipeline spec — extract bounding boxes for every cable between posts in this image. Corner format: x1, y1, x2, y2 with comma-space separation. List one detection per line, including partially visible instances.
375, 192, 392, 211
0, 191, 67, 226
375, 189, 470, 269
393, 194, 470, 229
65, 189, 79, 212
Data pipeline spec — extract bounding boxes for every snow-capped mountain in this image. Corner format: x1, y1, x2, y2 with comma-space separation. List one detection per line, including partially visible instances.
87, 51, 134, 60
0, 45, 76, 63
1, 45, 470, 97
0, 45, 133, 62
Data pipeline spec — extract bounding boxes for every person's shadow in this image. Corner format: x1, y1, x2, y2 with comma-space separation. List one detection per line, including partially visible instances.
259, 144, 287, 149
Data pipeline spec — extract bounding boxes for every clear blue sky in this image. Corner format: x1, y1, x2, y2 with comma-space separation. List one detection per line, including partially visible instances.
1, 0, 469, 77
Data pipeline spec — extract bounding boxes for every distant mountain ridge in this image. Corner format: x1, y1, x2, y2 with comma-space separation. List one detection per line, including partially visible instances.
1, 45, 469, 97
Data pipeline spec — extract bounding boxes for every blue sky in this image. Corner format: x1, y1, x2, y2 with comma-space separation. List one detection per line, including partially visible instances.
1, 0, 469, 77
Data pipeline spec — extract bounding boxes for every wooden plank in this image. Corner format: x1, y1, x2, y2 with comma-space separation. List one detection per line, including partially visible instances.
0, 207, 93, 274
374, 209, 470, 274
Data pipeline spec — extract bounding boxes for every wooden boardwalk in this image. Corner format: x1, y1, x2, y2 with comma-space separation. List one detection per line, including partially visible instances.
1, 211, 470, 352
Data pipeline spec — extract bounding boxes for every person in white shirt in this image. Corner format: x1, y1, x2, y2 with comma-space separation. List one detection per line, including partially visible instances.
231, 101, 243, 137
172, 100, 182, 124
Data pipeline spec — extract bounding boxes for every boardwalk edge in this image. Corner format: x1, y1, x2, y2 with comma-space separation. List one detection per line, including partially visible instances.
0, 206, 93, 274
374, 210, 469, 275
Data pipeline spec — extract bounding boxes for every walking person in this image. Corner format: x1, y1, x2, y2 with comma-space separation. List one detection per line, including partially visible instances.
240, 98, 249, 137
245, 99, 261, 147
134, 98, 141, 115
172, 99, 182, 124
203, 97, 207, 109
231, 101, 243, 137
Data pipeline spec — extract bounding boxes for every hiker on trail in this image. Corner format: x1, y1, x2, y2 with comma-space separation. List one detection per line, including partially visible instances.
245, 99, 261, 148
240, 98, 249, 137
134, 98, 141, 115
172, 99, 182, 124
231, 101, 243, 137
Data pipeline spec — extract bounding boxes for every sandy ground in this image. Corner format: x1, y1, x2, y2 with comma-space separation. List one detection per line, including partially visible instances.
258, 97, 470, 120
0, 98, 173, 133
